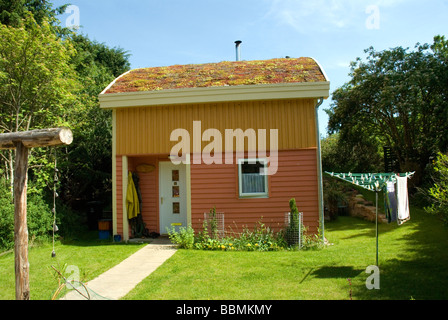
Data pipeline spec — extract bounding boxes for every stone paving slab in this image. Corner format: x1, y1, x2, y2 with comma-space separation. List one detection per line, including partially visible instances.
60, 239, 177, 300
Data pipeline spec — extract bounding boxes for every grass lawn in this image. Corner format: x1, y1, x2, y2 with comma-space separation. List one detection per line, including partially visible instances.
123, 205, 448, 300
0, 233, 145, 300
1, 204, 447, 300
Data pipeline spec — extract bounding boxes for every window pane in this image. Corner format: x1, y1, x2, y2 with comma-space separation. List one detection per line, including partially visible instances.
241, 160, 264, 174
172, 170, 179, 181
173, 202, 180, 214
242, 173, 265, 193
172, 186, 180, 198
240, 159, 267, 195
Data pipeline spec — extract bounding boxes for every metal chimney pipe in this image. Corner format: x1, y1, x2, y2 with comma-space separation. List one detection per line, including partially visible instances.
235, 40, 242, 61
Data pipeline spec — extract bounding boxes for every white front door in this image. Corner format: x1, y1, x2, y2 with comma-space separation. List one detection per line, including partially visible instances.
159, 161, 187, 234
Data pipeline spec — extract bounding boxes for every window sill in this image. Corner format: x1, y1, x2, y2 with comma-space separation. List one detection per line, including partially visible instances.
239, 194, 269, 199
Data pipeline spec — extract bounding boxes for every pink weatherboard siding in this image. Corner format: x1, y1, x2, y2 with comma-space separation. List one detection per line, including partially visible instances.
190, 149, 319, 234
116, 149, 319, 237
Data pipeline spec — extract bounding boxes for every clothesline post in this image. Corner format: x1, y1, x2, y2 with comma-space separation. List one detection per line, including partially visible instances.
375, 190, 379, 267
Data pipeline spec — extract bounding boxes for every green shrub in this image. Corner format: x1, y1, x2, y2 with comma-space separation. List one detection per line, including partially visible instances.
0, 189, 14, 250
171, 215, 288, 251
230, 220, 286, 251
285, 198, 302, 247
208, 206, 219, 239
26, 192, 53, 243
167, 203, 324, 252
167, 225, 195, 249
55, 200, 86, 238
0, 180, 53, 251
424, 152, 448, 224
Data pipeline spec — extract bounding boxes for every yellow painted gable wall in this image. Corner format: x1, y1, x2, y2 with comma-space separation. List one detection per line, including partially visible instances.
115, 98, 318, 155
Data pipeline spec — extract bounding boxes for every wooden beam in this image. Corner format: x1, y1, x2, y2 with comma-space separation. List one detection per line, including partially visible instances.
14, 142, 30, 300
0, 127, 73, 150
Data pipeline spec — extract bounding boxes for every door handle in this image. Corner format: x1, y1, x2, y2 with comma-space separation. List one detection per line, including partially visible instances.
161, 197, 164, 204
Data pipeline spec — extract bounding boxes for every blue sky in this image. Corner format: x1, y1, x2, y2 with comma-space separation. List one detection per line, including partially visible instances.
53, 0, 448, 135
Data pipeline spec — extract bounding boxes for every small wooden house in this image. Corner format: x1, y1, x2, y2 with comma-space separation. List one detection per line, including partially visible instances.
99, 58, 330, 241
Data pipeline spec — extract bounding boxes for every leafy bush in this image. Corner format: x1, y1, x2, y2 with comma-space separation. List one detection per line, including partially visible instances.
198, 207, 220, 242
323, 176, 349, 221
0, 186, 14, 250
236, 220, 287, 251
168, 219, 288, 252
0, 180, 54, 251
54, 200, 87, 238
26, 193, 53, 243
167, 204, 324, 252
285, 198, 301, 246
424, 152, 448, 224
167, 225, 195, 249
300, 224, 325, 251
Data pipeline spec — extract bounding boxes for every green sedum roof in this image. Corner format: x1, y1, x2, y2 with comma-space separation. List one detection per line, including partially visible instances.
103, 57, 327, 94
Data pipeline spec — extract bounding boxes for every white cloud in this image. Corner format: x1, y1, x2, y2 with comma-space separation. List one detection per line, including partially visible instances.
265, 0, 407, 33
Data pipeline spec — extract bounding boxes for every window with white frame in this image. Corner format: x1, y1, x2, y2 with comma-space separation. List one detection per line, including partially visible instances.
238, 158, 268, 198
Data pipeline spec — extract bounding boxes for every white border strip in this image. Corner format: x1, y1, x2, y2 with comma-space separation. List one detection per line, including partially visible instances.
100, 70, 132, 95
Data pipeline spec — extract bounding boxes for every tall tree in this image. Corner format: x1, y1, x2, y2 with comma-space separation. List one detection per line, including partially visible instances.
0, 12, 78, 187
58, 34, 131, 207
0, 1, 132, 237
0, 0, 68, 30
321, 133, 383, 174
327, 36, 448, 185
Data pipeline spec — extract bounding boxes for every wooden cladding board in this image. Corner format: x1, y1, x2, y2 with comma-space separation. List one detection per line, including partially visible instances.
115, 99, 318, 155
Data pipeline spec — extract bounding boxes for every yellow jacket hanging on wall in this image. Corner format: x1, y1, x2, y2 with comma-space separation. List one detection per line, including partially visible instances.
126, 171, 140, 219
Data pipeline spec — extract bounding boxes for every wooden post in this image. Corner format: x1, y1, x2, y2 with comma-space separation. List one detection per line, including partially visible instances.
0, 127, 73, 300
14, 142, 30, 300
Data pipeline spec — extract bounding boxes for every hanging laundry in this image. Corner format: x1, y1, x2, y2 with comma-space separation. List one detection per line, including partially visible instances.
132, 172, 143, 212
126, 171, 140, 220
129, 171, 150, 238
383, 181, 397, 223
396, 176, 410, 225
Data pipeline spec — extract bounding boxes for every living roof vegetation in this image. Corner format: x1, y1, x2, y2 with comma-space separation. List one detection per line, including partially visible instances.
103, 57, 327, 94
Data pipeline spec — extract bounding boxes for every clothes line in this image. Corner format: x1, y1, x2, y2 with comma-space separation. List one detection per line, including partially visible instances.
325, 171, 414, 224
325, 171, 415, 266
326, 171, 415, 192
